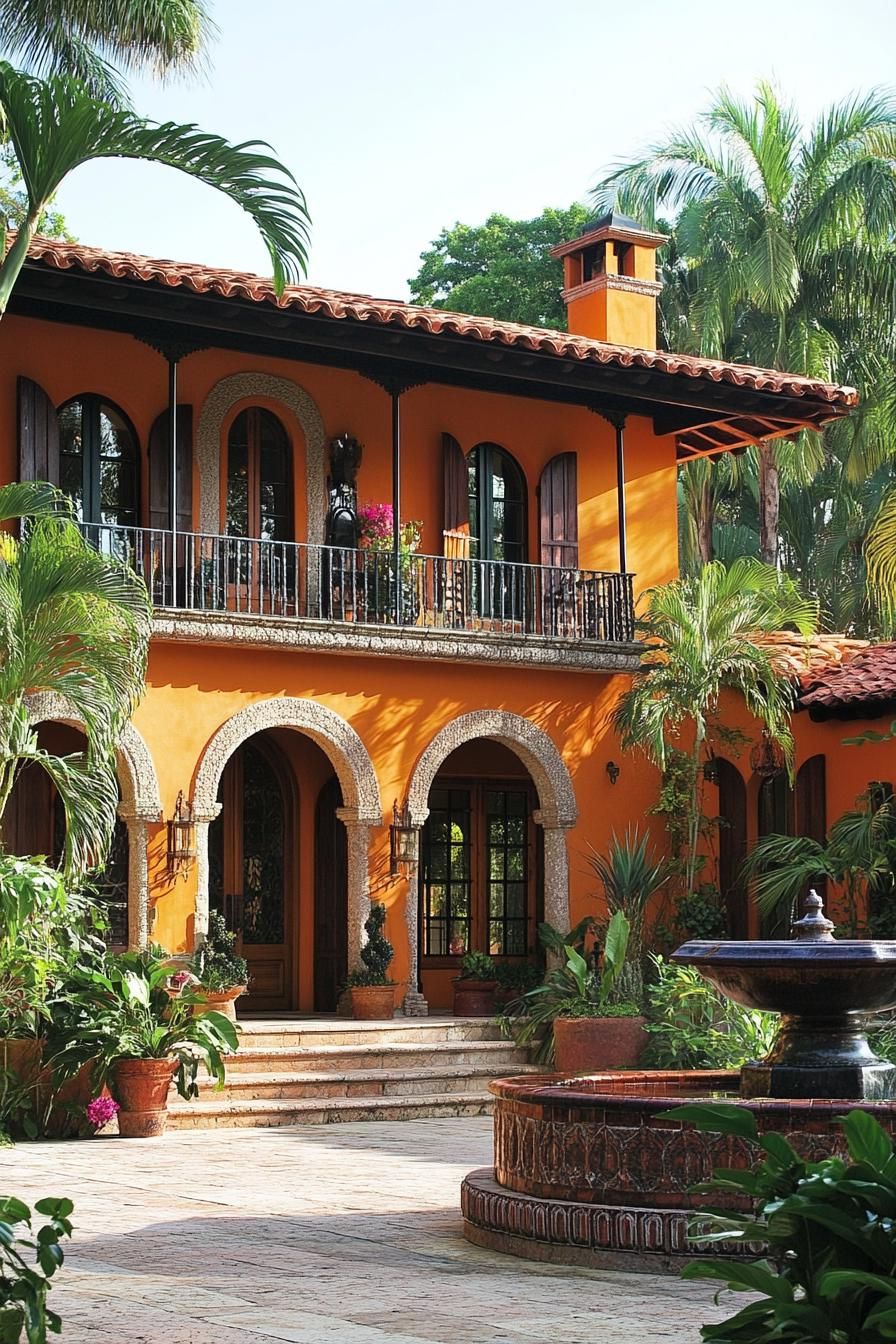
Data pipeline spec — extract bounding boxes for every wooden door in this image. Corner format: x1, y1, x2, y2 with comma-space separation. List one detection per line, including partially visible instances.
313, 775, 347, 1012
209, 738, 295, 1012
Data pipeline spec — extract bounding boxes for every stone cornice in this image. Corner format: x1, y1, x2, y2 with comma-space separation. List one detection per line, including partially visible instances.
561, 273, 663, 304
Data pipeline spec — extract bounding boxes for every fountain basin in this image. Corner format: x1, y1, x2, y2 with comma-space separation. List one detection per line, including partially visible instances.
461, 1070, 896, 1272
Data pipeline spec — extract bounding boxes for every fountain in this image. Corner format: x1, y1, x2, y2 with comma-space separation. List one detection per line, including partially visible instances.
461, 892, 896, 1272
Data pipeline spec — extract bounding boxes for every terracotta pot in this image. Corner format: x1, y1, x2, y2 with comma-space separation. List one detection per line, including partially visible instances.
113, 1058, 177, 1138
46, 1061, 98, 1139
0, 1304, 24, 1344
193, 986, 246, 1023
349, 985, 395, 1020
452, 979, 498, 1018
553, 1015, 648, 1074
0, 1037, 43, 1083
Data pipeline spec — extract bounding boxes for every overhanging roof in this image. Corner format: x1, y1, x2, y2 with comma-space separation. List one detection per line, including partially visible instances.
7, 236, 858, 460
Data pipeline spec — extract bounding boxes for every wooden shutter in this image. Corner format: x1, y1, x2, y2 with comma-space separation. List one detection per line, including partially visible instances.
717, 759, 748, 938
796, 754, 827, 900
17, 377, 59, 484
149, 406, 193, 532
442, 433, 469, 537
539, 452, 578, 569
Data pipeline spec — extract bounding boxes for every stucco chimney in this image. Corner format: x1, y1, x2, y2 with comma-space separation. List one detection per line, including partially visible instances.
550, 211, 664, 348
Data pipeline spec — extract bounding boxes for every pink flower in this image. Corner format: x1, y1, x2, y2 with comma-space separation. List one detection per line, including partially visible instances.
86, 1096, 120, 1130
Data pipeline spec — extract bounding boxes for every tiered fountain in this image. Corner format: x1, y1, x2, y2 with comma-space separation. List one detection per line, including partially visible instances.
461, 893, 896, 1272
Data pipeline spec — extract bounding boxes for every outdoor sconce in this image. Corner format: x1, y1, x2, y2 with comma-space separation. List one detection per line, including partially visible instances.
605, 761, 621, 786
390, 800, 418, 878
167, 790, 196, 880
703, 754, 720, 785
750, 729, 785, 780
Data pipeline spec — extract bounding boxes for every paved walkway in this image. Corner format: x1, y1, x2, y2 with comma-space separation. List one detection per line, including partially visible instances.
4, 1119, 726, 1343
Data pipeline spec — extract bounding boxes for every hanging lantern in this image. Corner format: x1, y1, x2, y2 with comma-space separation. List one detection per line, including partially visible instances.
167, 791, 196, 879
703, 753, 720, 785
389, 800, 418, 878
750, 730, 785, 780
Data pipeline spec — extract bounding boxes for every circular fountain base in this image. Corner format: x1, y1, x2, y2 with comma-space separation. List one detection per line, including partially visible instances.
462, 1070, 896, 1272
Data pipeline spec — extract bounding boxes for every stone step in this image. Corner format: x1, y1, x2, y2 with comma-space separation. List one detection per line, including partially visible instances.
167, 1090, 494, 1129
232, 1017, 505, 1050
225, 1039, 527, 1075
195, 1062, 540, 1103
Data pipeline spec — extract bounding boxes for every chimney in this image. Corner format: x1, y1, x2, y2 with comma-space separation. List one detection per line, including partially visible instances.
550, 211, 664, 348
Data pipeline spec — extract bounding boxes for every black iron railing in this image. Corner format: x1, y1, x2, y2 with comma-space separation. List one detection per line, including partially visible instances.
83, 524, 636, 644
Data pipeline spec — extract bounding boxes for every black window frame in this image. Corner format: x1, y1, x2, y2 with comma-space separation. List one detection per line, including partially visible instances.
57, 394, 140, 529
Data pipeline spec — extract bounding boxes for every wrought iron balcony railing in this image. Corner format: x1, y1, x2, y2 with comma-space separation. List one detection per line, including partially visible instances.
83, 524, 636, 645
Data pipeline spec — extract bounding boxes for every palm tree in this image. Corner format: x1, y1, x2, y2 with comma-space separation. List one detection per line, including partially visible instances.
0, 62, 311, 315
0, 0, 213, 101
595, 83, 896, 565
614, 558, 817, 896
0, 483, 152, 876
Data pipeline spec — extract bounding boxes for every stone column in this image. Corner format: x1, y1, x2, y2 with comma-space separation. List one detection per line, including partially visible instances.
192, 804, 222, 948
118, 805, 160, 950
534, 809, 572, 961
337, 807, 371, 974
402, 857, 429, 1017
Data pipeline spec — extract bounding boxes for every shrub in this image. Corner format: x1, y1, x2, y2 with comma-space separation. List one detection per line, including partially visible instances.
0, 1195, 73, 1344
190, 912, 248, 992
457, 951, 494, 982
345, 903, 394, 988
644, 955, 776, 1070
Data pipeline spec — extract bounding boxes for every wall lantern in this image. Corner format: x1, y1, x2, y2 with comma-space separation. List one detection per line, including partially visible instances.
167, 790, 196, 879
605, 760, 621, 786
750, 730, 785, 780
390, 800, 418, 878
703, 753, 720, 785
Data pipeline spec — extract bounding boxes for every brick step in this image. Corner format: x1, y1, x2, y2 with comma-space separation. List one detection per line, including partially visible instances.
233, 1018, 505, 1050
194, 1061, 540, 1102
167, 1090, 494, 1129
225, 1039, 527, 1075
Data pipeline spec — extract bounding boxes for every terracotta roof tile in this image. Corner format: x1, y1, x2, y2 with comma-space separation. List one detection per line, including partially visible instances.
19, 236, 858, 414
754, 632, 871, 678
798, 643, 896, 720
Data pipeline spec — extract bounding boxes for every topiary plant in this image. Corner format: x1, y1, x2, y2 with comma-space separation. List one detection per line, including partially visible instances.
345, 903, 394, 988
190, 913, 248, 993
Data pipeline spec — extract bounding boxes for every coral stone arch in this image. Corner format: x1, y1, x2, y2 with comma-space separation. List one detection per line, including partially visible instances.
403, 710, 578, 1014
196, 372, 327, 539
191, 698, 382, 971
24, 693, 162, 950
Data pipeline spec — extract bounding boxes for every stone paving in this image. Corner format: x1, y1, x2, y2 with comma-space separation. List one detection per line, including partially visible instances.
3, 1118, 728, 1343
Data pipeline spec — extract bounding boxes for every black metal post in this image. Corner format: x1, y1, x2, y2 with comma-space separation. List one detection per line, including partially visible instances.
613, 416, 628, 574
391, 387, 401, 623
168, 355, 178, 606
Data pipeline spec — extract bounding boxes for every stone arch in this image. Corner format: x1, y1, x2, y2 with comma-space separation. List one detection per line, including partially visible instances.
24, 694, 162, 950
196, 372, 327, 540
402, 710, 578, 1014
406, 709, 577, 829
191, 698, 382, 971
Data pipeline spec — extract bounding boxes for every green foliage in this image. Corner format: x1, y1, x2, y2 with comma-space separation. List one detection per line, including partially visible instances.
586, 827, 670, 1003
457, 951, 495, 982
190, 912, 248, 993
408, 204, 590, 330
644, 956, 776, 1070
665, 1103, 896, 1343
0, 61, 311, 315
0, 482, 151, 876
674, 888, 727, 940
51, 946, 238, 1101
345, 903, 394, 988
0, 141, 71, 239
493, 961, 542, 995
0, 1195, 73, 1344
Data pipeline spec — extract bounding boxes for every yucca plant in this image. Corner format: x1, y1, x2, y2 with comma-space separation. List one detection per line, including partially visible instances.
0, 481, 151, 876
586, 826, 670, 1004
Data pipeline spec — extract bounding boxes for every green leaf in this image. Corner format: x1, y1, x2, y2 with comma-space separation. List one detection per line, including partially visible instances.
758, 1131, 800, 1166
656, 1102, 758, 1142
682, 1257, 793, 1300
842, 1109, 895, 1171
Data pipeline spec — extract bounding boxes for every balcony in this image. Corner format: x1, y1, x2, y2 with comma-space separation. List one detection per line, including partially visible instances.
85, 525, 640, 673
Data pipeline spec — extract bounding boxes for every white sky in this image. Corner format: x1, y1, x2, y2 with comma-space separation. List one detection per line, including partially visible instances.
53, 0, 896, 300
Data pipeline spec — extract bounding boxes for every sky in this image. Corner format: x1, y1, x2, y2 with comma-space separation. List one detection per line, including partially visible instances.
51, 0, 896, 301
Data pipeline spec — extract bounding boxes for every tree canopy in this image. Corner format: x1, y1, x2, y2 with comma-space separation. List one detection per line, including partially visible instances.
408, 204, 590, 330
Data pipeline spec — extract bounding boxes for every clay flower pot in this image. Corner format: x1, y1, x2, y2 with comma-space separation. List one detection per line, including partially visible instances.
553, 1015, 648, 1074
113, 1058, 178, 1138
0, 1037, 43, 1083
349, 984, 395, 1020
0, 1304, 24, 1344
452, 979, 498, 1018
194, 986, 246, 1023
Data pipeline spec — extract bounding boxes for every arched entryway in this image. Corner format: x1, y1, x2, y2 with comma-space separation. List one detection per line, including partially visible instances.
192, 698, 381, 1014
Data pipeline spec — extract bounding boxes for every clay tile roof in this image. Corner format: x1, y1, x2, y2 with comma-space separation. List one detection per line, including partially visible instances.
19, 235, 858, 418
754, 632, 871, 679
797, 643, 896, 721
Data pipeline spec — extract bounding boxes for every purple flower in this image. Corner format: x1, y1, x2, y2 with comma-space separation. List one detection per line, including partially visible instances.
86, 1096, 120, 1130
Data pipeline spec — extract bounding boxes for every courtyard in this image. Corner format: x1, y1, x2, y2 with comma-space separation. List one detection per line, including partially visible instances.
3, 1118, 725, 1344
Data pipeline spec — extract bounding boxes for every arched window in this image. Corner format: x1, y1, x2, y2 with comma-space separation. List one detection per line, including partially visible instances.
466, 443, 526, 564
57, 396, 139, 528
226, 407, 292, 541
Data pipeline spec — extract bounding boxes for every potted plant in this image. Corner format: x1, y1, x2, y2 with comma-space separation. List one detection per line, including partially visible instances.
0, 1195, 72, 1344
452, 951, 498, 1017
189, 912, 248, 1022
345, 903, 396, 1020
53, 946, 238, 1138
0, 858, 68, 1088
507, 911, 647, 1072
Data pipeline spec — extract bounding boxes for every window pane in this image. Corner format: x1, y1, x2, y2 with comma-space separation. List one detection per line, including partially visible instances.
58, 400, 85, 521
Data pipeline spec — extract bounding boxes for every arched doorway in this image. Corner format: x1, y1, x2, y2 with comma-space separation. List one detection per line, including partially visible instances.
1, 722, 130, 948
715, 758, 748, 938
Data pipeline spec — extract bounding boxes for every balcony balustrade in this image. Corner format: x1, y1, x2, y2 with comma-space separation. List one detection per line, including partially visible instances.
82, 524, 636, 649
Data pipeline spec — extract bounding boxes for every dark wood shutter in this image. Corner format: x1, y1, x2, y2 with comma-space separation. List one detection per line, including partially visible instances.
17, 377, 59, 484
149, 406, 193, 532
796, 754, 827, 901
717, 759, 748, 938
442, 433, 469, 536
539, 452, 578, 569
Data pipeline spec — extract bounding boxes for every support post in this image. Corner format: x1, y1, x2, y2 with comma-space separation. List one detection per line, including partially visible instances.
167, 355, 178, 606
391, 387, 401, 623
614, 415, 627, 574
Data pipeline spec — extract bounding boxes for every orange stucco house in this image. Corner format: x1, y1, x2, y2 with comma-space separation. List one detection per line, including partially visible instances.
0, 214, 858, 1013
